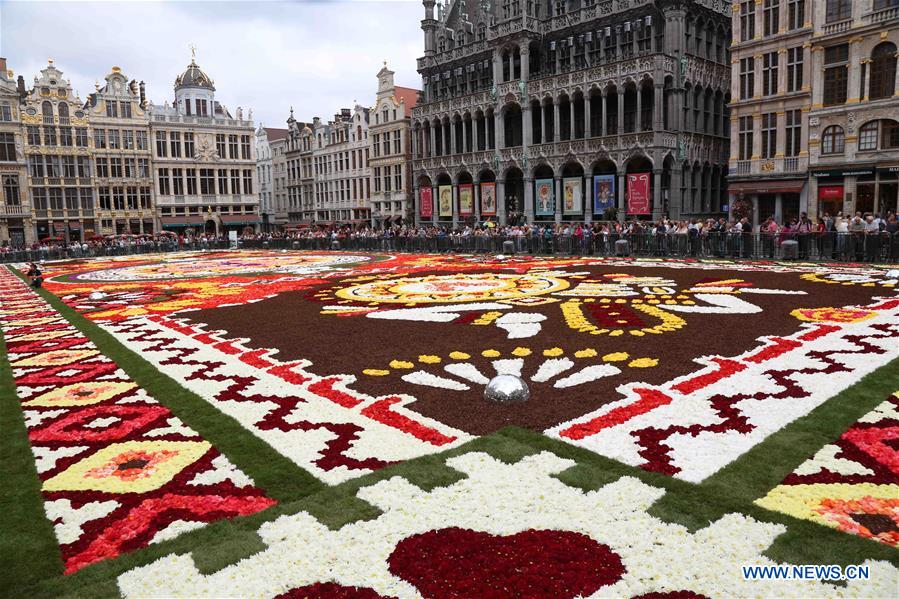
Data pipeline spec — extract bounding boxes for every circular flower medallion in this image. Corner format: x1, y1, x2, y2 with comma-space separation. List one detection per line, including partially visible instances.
335, 273, 569, 304
387, 527, 624, 598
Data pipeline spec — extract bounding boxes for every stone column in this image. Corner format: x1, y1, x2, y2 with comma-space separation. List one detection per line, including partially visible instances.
636, 85, 642, 132
654, 83, 664, 130
474, 181, 481, 220
540, 102, 547, 144
618, 171, 626, 221
553, 99, 561, 142
554, 176, 562, 224
653, 170, 662, 220
452, 184, 459, 227
472, 116, 479, 151
584, 174, 593, 223
617, 88, 625, 134
432, 184, 439, 224
413, 183, 420, 226
524, 176, 534, 223
810, 46, 824, 107
494, 109, 505, 149
847, 38, 863, 103
497, 179, 507, 225
523, 103, 532, 146
584, 92, 592, 137
570, 99, 576, 139
601, 92, 607, 136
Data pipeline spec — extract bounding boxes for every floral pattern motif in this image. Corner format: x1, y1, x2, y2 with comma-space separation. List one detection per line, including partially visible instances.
117, 451, 898, 598
757, 393, 899, 546
0, 267, 274, 574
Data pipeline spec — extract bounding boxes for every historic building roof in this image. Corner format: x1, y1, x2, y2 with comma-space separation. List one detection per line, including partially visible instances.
393, 86, 419, 117
264, 127, 289, 141
174, 58, 215, 91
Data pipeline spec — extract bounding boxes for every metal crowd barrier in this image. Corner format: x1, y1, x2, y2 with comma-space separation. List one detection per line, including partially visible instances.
3, 232, 897, 264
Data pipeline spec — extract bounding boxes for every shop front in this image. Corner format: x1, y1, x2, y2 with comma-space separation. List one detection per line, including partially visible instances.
809, 166, 898, 217
727, 179, 807, 226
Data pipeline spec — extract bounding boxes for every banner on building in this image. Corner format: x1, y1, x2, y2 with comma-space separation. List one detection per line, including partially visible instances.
438, 185, 453, 217
593, 175, 616, 214
626, 172, 651, 215
480, 182, 496, 216
818, 185, 844, 200
535, 178, 554, 216
562, 177, 582, 215
459, 184, 473, 216
420, 187, 433, 218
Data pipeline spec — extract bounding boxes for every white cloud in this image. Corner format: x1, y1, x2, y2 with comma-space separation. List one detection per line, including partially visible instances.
0, 0, 424, 128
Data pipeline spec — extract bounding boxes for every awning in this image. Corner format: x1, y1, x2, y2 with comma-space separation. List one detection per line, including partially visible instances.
728, 179, 806, 195
68, 222, 82, 230
222, 214, 261, 225
161, 216, 205, 225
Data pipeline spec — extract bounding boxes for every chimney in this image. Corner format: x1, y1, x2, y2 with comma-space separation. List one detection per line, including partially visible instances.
0, 58, 6, 76
17, 75, 26, 100
139, 81, 146, 107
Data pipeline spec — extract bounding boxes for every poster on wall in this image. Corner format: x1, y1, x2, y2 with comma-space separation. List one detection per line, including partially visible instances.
420, 187, 433, 218
626, 172, 651, 215
438, 185, 453, 217
593, 175, 616, 214
562, 178, 583, 215
480, 182, 496, 216
535, 178, 555, 216
459, 184, 474, 216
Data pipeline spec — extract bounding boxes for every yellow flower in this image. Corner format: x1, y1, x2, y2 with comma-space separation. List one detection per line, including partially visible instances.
418, 355, 441, 364
543, 347, 564, 357
482, 349, 501, 358
512, 347, 532, 357
449, 351, 471, 360
574, 348, 597, 358
602, 352, 629, 362
363, 369, 390, 376
389, 360, 414, 369
629, 357, 659, 368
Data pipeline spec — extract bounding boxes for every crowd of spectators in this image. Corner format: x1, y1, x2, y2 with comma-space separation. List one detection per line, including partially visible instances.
1, 210, 896, 262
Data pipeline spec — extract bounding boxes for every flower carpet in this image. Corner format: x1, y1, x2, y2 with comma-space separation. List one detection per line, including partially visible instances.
1, 250, 897, 597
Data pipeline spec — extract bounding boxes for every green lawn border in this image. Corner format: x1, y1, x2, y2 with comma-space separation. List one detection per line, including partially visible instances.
9, 265, 323, 505
696, 355, 899, 503
0, 314, 65, 594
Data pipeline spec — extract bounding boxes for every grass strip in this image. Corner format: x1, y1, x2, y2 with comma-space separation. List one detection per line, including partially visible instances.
696, 356, 899, 503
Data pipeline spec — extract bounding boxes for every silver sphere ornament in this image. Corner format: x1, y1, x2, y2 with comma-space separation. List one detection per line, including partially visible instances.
484, 374, 530, 403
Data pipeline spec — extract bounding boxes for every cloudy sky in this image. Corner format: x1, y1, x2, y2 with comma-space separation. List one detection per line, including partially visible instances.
0, 0, 424, 128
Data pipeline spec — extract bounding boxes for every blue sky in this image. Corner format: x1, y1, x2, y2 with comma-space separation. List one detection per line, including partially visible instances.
0, 0, 424, 128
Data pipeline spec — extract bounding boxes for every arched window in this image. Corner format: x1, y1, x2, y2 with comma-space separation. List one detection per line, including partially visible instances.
438, 36, 446, 53
822, 125, 845, 154
869, 42, 897, 100
41, 101, 53, 119
57, 103, 69, 119
478, 23, 486, 41
858, 121, 879, 150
